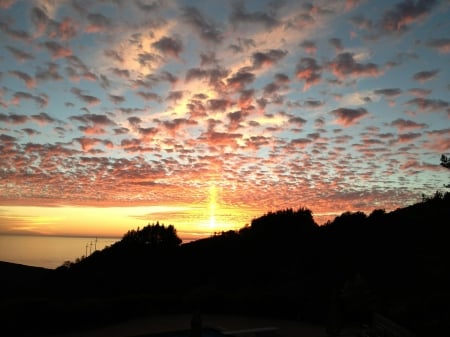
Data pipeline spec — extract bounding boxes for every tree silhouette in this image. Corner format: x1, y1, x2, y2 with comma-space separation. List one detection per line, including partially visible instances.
441, 154, 450, 169
122, 222, 182, 248
441, 154, 450, 188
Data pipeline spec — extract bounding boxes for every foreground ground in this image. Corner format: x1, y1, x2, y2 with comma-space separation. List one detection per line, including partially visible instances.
44, 314, 335, 337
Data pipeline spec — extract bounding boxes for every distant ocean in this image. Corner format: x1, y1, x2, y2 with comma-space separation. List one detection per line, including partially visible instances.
0, 234, 119, 269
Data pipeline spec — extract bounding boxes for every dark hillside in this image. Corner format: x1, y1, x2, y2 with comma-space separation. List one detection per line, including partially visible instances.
1, 195, 449, 336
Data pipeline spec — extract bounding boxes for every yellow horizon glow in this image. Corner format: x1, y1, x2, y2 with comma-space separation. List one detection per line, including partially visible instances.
0, 203, 261, 241
209, 184, 217, 229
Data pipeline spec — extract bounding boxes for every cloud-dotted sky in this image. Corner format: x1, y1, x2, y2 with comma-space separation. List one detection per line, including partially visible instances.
1, 0, 449, 227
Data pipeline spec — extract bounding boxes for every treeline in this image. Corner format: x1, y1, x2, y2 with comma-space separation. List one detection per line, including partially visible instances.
2, 192, 450, 336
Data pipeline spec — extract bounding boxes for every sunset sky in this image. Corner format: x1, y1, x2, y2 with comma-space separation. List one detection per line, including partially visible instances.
1, 0, 449, 239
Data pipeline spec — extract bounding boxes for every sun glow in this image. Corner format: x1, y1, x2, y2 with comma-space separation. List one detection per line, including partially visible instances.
209, 184, 218, 229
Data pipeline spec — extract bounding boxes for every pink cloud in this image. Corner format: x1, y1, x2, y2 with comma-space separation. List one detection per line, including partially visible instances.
406, 98, 449, 112
227, 70, 255, 91
296, 57, 322, 90
86, 13, 112, 33
300, 40, 317, 55
425, 128, 450, 151
397, 132, 422, 143
331, 107, 369, 126
31, 112, 55, 125
9, 70, 36, 88
380, 0, 437, 34
42, 41, 72, 59
427, 38, 450, 54
74, 137, 102, 151
252, 49, 288, 69
152, 36, 183, 59
328, 53, 379, 79
0, 0, 15, 9
6, 46, 34, 62
412, 69, 439, 82
70, 88, 100, 106
390, 118, 427, 131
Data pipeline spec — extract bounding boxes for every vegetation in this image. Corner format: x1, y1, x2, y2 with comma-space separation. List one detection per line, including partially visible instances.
1, 194, 449, 336
441, 154, 450, 169
442, 154, 450, 188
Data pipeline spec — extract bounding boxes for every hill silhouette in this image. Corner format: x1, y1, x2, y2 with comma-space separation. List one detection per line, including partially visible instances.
1, 193, 449, 336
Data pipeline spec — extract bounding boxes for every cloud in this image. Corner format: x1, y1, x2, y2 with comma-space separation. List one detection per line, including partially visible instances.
166, 90, 183, 103
427, 38, 450, 54
349, 15, 373, 31
138, 127, 159, 141
121, 138, 141, 151
35, 62, 63, 81
162, 118, 196, 136
70, 88, 101, 106
374, 88, 402, 97
152, 36, 183, 59
6, 46, 34, 62
289, 138, 312, 148
181, 6, 223, 43
207, 99, 233, 112
400, 159, 439, 172
104, 49, 124, 63
226, 110, 246, 131
52, 17, 78, 41
229, 37, 256, 53
330, 107, 369, 126
227, 70, 256, 91
127, 117, 142, 130
0, 21, 30, 41
0, 134, 17, 151
329, 38, 343, 52
86, 13, 112, 33
0, 113, 28, 125
345, 0, 362, 11
109, 94, 125, 105
74, 137, 110, 151
288, 116, 307, 128
21, 128, 40, 136
237, 89, 255, 110
8, 70, 36, 88
425, 128, 450, 151
69, 114, 115, 135
230, 1, 279, 29
12, 92, 48, 108
252, 49, 288, 69
397, 132, 422, 143
0, 0, 15, 9
136, 91, 162, 102
200, 130, 242, 149
412, 69, 439, 82
406, 98, 449, 112
31, 112, 55, 125
111, 67, 130, 79
41, 41, 72, 59
296, 57, 322, 90
300, 40, 317, 54
30, 6, 50, 35
328, 52, 379, 79
390, 118, 427, 131
379, 0, 437, 34
408, 88, 431, 97
134, 0, 161, 13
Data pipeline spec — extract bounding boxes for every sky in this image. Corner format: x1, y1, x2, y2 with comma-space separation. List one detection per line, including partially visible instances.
0, 0, 449, 239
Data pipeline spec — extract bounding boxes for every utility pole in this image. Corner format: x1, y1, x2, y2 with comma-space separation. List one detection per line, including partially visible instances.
89, 241, 93, 255
85, 243, 88, 257
94, 237, 97, 251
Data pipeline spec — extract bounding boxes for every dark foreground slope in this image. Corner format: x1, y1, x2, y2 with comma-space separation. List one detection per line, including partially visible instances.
1, 193, 449, 336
